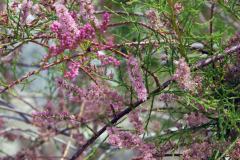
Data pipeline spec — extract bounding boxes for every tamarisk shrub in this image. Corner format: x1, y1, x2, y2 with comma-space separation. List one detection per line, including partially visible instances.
0, 0, 239, 160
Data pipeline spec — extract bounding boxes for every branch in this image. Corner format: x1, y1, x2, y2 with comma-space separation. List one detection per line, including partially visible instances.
69, 43, 240, 160
0, 54, 85, 94
94, 11, 144, 17
108, 21, 172, 35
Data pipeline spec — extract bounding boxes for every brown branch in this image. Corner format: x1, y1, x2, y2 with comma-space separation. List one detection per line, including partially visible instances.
108, 22, 172, 35
69, 43, 240, 160
141, 65, 161, 88
94, 11, 144, 17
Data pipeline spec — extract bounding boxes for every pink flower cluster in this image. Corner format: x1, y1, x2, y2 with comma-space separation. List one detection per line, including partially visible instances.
96, 52, 121, 66
50, 4, 95, 55
57, 79, 125, 122
173, 58, 203, 92
174, 2, 184, 14
129, 109, 144, 134
52, 4, 78, 48
173, 58, 194, 90
185, 112, 209, 127
100, 12, 111, 32
127, 56, 147, 101
183, 142, 212, 160
145, 9, 161, 29
64, 61, 81, 80
32, 110, 77, 127
56, 78, 84, 95
79, 0, 97, 24
159, 93, 178, 103
107, 127, 156, 160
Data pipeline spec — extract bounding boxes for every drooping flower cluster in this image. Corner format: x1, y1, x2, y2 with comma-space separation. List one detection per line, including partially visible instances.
50, 4, 79, 54
100, 12, 111, 32
173, 58, 203, 92
184, 112, 209, 127
183, 142, 213, 160
128, 109, 144, 134
173, 58, 194, 90
50, 4, 95, 55
127, 56, 147, 101
107, 127, 156, 160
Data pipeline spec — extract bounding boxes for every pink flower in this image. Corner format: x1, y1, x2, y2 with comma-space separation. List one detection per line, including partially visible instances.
173, 58, 194, 91
184, 112, 209, 127
127, 56, 147, 101
159, 93, 177, 103
77, 23, 95, 40
129, 109, 144, 134
79, 0, 98, 24
54, 4, 78, 34
64, 61, 81, 80
145, 9, 161, 29
57, 80, 125, 122
183, 142, 212, 160
49, 4, 95, 55
107, 127, 156, 159
100, 12, 111, 32
50, 21, 61, 33
96, 52, 120, 66
174, 2, 184, 14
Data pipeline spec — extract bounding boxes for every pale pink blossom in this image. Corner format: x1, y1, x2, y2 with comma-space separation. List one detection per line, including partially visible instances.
129, 109, 144, 134
183, 142, 212, 160
64, 61, 81, 80
185, 112, 209, 127
173, 58, 195, 91
127, 56, 147, 101
107, 127, 156, 160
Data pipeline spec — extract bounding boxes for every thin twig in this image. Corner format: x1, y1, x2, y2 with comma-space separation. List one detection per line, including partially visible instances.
94, 11, 144, 17
142, 65, 161, 88
108, 21, 172, 35
0, 54, 84, 94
